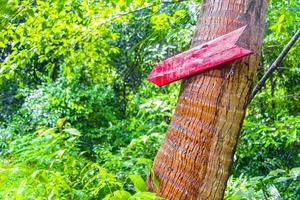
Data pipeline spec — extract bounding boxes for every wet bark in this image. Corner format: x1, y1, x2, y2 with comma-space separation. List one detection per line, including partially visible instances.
146, 0, 268, 199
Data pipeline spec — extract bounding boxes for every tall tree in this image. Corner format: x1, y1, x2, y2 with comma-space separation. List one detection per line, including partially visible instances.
147, 0, 269, 199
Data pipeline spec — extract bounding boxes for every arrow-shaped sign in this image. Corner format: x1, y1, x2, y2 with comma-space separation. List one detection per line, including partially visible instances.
147, 25, 251, 86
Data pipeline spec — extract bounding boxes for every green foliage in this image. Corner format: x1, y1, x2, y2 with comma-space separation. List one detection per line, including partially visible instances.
0, 126, 160, 199
260, 0, 300, 115
235, 115, 299, 175
228, 115, 300, 199
0, 0, 299, 199
0, 1, 190, 199
225, 167, 300, 200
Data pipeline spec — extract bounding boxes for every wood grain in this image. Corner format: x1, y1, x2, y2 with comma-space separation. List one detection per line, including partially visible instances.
147, 26, 251, 86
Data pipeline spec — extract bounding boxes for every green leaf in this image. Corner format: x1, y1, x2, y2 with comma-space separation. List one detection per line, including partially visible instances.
130, 192, 159, 200
63, 128, 81, 136
151, 169, 160, 190
16, 180, 26, 197
129, 175, 147, 192
289, 167, 300, 179
104, 190, 131, 200
0, 41, 5, 48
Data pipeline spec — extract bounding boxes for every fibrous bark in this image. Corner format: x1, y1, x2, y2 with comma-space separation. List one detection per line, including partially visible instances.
147, 0, 268, 199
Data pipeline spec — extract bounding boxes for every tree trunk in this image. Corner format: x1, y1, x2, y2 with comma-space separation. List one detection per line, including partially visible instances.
146, 0, 268, 199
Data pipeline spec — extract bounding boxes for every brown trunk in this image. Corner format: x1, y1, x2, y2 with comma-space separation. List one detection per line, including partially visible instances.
147, 0, 268, 199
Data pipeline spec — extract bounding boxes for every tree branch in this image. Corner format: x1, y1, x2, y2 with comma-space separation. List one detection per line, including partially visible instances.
249, 29, 300, 101
105, 0, 187, 23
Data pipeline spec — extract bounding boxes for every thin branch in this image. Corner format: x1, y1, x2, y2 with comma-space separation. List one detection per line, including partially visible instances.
249, 29, 300, 101
103, 0, 187, 25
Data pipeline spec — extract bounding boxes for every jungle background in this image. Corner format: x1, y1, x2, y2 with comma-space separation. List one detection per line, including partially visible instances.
0, 0, 299, 199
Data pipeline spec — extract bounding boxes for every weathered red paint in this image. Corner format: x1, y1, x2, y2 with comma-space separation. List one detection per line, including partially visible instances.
147, 25, 252, 86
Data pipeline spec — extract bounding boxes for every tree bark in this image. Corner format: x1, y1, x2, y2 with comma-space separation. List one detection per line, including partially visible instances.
147, 0, 268, 199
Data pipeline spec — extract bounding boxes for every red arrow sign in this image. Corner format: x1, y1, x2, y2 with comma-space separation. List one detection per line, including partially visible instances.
147, 25, 251, 86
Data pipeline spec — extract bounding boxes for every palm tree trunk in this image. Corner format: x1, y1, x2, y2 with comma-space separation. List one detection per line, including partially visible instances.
146, 0, 269, 199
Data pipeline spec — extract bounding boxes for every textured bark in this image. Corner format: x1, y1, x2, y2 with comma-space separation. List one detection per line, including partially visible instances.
146, 0, 268, 199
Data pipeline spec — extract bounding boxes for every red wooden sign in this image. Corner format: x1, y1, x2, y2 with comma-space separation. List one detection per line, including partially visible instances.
147, 25, 251, 86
